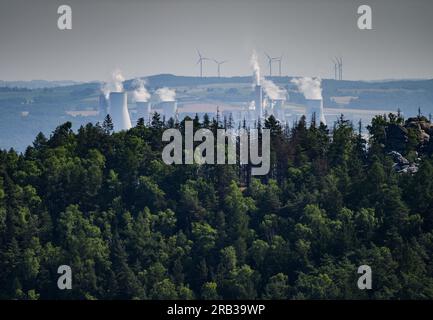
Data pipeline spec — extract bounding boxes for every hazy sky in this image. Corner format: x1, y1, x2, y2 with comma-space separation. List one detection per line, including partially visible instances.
0, 0, 432, 81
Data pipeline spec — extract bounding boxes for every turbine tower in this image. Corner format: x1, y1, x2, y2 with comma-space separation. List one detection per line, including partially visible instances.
332, 58, 338, 80
213, 59, 228, 77
274, 55, 283, 77
196, 50, 209, 77
265, 52, 273, 77
333, 57, 343, 80
265, 53, 283, 77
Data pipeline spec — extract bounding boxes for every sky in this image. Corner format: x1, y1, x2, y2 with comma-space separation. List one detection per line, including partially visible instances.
0, 0, 432, 81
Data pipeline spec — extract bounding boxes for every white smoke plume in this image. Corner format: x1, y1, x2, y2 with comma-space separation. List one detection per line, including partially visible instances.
291, 77, 322, 100
112, 69, 125, 92
250, 51, 287, 101
250, 50, 261, 86
248, 101, 255, 110
156, 87, 176, 102
101, 83, 110, 100
101, 69, 125, 98
132, 78, 151, 102
262, 79, 287, 100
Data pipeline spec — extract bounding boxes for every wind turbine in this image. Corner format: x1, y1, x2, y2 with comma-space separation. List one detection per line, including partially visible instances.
213, 59, 228, 77
273, 55, 283, 77
196, 50, 210, 77
332, 58, 338, 80
265, 52, 273, 77
333, 57, 343, 80
265, 53, 283, 77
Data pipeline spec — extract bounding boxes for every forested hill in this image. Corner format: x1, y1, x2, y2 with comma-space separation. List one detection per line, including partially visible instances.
1, 113, 433, 299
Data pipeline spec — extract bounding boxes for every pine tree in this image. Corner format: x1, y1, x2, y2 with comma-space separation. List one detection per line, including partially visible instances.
102, 114, 114, 134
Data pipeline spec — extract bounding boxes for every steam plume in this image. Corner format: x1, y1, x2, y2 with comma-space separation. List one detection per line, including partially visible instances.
156, 87, 176, 102
250, 51, 261, 86
101, 69, 125, 98
262, 79, 287, 100
101, 83, 110, 100
291, 77, 322, 100
132, 78, 151, 102
112, 69, 125, 92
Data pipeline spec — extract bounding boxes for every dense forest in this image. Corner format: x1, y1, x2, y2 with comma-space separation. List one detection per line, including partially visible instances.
1, 111, 433, 300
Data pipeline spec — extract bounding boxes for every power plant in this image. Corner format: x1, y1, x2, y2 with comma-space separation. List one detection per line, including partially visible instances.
109, 92, 132, 131
95, 51, 329, 131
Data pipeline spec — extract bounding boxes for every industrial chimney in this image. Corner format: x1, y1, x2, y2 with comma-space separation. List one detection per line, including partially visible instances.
109, 92, 132, 131
255, 85, 263, 119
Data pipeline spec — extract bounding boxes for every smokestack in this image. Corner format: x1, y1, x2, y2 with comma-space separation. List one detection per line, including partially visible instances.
255, 85, 263, 119
250, 51, 263, 118
109, 92, 132, 131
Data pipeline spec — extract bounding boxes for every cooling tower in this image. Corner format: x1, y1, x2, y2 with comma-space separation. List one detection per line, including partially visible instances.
136, 101, 151, 123
109, 92, 132, 132
255, 85, 263, 119
305, 99, 326, 125
99, 93, 109, 117
160, 101, 177, 120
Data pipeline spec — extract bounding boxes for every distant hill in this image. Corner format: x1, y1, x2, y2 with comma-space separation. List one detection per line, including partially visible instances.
124, 74, 254, 89
0, 80, 84, 89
